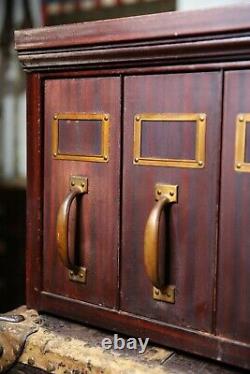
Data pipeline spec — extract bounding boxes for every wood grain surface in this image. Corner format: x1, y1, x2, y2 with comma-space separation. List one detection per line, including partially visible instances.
14, 4, 250, 51
121, 72, 223, 332
43, 77, 121, 308
217, 70, 250, 344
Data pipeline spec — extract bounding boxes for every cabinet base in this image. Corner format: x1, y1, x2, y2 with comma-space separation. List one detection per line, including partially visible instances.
29, 291, 250, 371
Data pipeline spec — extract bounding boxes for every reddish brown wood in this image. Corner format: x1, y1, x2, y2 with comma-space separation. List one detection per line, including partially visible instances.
121, 72, 223, 332
14, 36, 250, 71
26, 73, 43, 310
16, 6, 250, 370
217, 70, 250, 344
14, 4, 250, 51
39, 291, 250, 370
43, 77, 121, 308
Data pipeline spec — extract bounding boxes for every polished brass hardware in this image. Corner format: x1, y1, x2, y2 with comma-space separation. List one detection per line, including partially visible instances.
69, 267, 87, 284
153, 285, 175, 303
56, 176, 88, 284
144, 183, 178, 303
235, 113, 250, 172
52, 113, 110, 162
133, 113, 206, 168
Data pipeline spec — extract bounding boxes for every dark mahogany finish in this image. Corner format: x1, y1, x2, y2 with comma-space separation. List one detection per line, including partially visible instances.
15, 5, 250, 370
121, 73, 222, 332
43, 77, 121, 307
217, 70, 250, 344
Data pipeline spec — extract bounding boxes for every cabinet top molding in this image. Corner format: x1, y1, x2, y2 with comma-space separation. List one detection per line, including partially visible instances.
15, 5, 250, 71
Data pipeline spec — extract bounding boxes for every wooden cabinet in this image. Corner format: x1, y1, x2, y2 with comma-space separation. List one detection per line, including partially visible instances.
15, 5, 250, 369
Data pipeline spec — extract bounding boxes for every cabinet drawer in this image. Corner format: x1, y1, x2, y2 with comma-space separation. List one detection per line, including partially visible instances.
43, 77, 121, 308
121, 72, 223, 332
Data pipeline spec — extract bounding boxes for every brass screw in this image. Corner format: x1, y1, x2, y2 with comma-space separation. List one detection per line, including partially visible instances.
239, 115, 244, 122
80, 272, 84, 278
155, 289, 160, 296
104, 155, 108, 161
200, 114, 205, 121
70, 271, 74, 276
71, 181, 75, 186
134, 158, 139, 163
169, 191, 174, 196
54, 115, 57, 120
53, 152, 57, 157
237, 163, 241, 169
157, 190, 162, 195
198, 161, 203, 166
104, 115, 109, 121
136, 116, 140, 121
81, 183, 85, 187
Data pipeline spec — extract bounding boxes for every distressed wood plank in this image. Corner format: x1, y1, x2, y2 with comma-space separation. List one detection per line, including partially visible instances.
18, 308, 173, 374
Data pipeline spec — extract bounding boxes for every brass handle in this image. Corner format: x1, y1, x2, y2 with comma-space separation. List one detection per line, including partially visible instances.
56, 176, 88, 282
144, 184, 178, 303
144, 196, 170, 289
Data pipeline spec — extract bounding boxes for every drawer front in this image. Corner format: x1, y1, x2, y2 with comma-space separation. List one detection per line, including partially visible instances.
43, 77, 121, 308
121, 72, 222, 332
217, 70, 250, 343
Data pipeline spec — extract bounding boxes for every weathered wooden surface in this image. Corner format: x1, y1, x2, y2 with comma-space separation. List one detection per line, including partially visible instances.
4, 307, 243, 374
0, 308, 38, 372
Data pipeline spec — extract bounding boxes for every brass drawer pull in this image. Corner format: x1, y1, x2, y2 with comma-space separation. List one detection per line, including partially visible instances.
144, 184, 178, 303
56, 176, 88, 283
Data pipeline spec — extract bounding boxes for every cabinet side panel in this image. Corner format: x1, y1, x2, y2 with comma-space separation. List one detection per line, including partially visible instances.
217, 70, 250, 343
26, 73, 43, 308
121, 72, 223, 332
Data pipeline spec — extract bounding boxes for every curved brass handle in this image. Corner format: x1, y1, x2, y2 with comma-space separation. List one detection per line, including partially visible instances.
144, 184, 178, 301
56, 176, 88, 280
144, 196, 170, 289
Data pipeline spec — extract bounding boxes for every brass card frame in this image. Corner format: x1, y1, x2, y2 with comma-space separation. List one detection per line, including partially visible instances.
235, 113, 250, 172
52, 113, 110, 162
133, 113, 206, 168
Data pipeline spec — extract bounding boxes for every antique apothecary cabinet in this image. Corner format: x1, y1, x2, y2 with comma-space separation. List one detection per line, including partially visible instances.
15, 5, 250, 369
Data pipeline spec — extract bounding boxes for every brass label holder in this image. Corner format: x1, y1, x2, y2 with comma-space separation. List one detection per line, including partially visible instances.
52, 113, 110, 163
153, 183, 177, 304
235, 113, 250, 172
133, 113, 206, 168
69, 176, 87, 284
